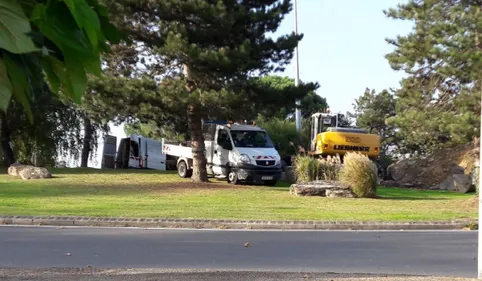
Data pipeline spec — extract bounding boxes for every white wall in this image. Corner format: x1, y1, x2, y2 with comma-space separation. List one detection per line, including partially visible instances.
57, 122, 127, 169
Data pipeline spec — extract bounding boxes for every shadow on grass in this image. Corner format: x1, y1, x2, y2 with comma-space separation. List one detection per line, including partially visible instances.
50, 168, 177, 175
376, 195, 445, 201
376, 187, 466, 201
0, 179, 254, 199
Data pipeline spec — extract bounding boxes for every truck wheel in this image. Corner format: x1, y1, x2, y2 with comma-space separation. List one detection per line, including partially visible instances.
228, 171, 239, 185
264, 180, 278, 187
177, 161, 192, 178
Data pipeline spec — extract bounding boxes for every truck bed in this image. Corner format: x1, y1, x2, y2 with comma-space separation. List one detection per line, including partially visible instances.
162, 144, 192, 158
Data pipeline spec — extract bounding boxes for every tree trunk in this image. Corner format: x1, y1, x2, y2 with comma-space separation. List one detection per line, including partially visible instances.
0, 112, 15, 167
188, 104, 208, 182
183, 63, 208, 182
80, 116, 93, 168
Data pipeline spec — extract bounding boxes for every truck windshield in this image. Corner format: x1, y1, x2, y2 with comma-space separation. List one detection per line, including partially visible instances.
230, 130, 274, 148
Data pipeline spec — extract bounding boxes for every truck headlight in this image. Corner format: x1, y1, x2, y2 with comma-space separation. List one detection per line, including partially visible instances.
238, 154, 251, 163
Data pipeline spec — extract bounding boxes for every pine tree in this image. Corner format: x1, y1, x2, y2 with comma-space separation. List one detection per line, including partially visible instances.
351, 88, 397, 152
253, 76, 324, 120
384, 0, 482, 155
101, 0, 303, 182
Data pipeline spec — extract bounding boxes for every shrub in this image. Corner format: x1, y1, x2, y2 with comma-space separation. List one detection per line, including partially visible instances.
258, 118, 300, 159
294, 155, 341, 182
258, 117, 311, 159
339, 152, 377, 198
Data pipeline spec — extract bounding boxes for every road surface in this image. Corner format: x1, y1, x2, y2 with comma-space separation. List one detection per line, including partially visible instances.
0, 226, 477, 278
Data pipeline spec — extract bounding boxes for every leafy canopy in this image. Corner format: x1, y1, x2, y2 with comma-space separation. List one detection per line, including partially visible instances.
0, 0, 121, 120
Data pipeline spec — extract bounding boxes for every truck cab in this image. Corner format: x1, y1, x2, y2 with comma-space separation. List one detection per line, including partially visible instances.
206, 123, 282, 186
163, 121, 282, 186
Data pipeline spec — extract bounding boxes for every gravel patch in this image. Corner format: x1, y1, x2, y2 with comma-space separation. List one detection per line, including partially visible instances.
0, 268, 477, 281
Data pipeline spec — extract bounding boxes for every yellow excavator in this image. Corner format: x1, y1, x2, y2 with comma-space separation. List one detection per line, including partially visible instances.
308, 110, 384, 178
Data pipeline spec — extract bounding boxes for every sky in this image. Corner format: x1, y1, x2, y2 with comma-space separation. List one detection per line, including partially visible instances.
271, 0, 413, 114
88, 0, 414, 168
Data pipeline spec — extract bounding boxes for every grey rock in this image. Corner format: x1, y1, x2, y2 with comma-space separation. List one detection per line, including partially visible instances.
450, 174, 474, 193
438, 174, 474, 193
290, 180, 355, 198
386, 143, 479, 190
8, 163, 30, 176
326, 189, 355, 198
18, 166, 52, 180
450, 165, 465, 174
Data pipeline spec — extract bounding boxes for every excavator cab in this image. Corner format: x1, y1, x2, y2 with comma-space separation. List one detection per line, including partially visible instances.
310, 112, 338, 151
309, 110, 381, 160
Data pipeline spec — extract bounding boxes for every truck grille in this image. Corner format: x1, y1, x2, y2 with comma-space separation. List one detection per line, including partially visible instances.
256, 160, 276, 166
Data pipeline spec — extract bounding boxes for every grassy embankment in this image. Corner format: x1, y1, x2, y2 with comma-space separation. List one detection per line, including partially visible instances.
0, 168, 476, 222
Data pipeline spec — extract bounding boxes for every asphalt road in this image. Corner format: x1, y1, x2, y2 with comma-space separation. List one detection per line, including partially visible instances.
0, 226, 477, 278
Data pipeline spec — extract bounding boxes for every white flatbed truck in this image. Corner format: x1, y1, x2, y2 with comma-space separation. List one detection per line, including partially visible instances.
162, 121, 282, 186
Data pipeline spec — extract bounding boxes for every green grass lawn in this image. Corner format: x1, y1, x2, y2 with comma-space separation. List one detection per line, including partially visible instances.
0, 168, 477, 222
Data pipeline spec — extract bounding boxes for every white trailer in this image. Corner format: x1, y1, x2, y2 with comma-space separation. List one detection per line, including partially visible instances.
115, 134, 166, 170
162, 121, 282, 186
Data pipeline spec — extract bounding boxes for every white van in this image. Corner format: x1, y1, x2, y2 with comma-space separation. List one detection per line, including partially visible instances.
116, 135, 166, 170
163, 122, 282, 186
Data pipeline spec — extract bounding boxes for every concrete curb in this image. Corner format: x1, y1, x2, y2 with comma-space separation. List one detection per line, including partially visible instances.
0, 216, 475, 230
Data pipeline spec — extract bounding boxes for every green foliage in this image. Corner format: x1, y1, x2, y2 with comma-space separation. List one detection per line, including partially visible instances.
294, 155, 341, 183
339, 152, 377, 198
1, 84, 98, 167
384, 0, 482, 155
351, 88, 396, 133
0, 57, 13, 112
384, 0, 482, 83
350, 88, 397, 153
0, 0, 121, 120
388, 77, 480, 155
258, 118, 299, 158
253, 76, 324, 119
124, 120, 187, 142
0, 0, 38, 54
257, 116, 312, 160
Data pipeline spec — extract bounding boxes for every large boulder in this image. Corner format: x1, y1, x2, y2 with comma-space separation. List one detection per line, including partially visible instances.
8, 164, 52, 180
436, 174, 474, 193
386, 143, 479, 192
290, 180, 355, 198
8, 163, 29, 176
326, 189, 355, 198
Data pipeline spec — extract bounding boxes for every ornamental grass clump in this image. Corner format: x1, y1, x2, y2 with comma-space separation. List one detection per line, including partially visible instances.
339, 152, 377, 198
294, 155, 341, 182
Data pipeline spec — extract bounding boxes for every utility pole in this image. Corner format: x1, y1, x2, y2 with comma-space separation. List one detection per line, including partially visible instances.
478, 88, 482, 279
294, 0, 301, 133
